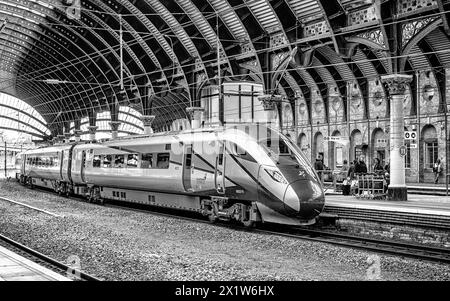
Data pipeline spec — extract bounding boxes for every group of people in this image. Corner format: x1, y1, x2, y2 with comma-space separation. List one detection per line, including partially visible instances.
313, 154, 446, 192
313, 155, 391, 194
339, 157, 389, 180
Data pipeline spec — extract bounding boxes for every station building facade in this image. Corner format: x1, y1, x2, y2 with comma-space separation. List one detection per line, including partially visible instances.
281, 70, 448, 184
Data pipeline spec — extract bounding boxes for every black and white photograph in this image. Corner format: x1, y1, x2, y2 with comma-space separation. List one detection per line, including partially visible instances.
0, 0, 449, 294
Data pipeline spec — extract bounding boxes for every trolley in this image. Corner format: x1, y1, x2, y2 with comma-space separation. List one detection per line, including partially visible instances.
353, 173, 386, 199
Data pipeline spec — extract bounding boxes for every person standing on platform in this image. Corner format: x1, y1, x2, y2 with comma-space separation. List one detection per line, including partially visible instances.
347, 160, 356, 180
434, 159, 443, 184
372, 158, 384, 175
339, 160, 349, 182
355, 156, 367, 174
314, 155, 324, 183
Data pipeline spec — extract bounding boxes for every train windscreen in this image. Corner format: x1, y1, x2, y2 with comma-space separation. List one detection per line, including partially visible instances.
258, 130, 320, 181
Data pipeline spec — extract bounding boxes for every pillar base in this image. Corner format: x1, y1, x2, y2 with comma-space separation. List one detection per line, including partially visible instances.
387, 186, 408, 201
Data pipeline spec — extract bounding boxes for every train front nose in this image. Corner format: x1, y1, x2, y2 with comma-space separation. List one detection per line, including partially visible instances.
283, 179, 325, 221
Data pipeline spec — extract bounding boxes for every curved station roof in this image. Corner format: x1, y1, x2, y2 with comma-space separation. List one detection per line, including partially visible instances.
0, 0, 449, 139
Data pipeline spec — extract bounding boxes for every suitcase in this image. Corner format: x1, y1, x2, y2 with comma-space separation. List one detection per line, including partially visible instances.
342, 185, 351, 195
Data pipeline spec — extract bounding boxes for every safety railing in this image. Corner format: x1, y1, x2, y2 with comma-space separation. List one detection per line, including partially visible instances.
317, 169, 348, 193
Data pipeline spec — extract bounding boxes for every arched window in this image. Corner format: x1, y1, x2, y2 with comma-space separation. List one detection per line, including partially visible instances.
71, 107, 144, 140
0, 93, 50, 142
314, 132, 324, 161
422, 125, 438, 169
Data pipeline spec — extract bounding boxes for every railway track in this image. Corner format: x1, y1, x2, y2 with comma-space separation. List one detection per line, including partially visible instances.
5, 185, 450, 266
256, 226, 450, 264
0, 233, 101, 281
105, 200, 450, 265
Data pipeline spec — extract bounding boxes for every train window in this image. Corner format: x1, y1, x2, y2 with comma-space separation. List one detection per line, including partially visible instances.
53, 156, 59, 166
229, 142, 246, 156
165, 144, 171, 151
93, 155, 101, 168
279, 140, 290, 154
127, 154, 138, 168
141, 154, 153, 168
156, 153, 170, 169
114, 155, 125, 168
185, 153, 192, 167
102, 155, 112, 168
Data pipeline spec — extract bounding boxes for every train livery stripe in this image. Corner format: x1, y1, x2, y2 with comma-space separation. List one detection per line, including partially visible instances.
226, 151, 297, 215
169, 159, 241, 188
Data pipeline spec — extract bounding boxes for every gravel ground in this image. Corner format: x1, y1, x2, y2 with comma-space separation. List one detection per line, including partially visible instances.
0, 179, 449, 281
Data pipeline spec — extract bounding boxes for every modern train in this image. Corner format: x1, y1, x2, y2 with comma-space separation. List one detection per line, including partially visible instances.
15, 126, 325, 226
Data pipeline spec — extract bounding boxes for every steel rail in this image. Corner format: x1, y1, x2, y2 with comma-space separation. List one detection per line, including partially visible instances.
9, 184, 450, 265
0, 233, 102, 281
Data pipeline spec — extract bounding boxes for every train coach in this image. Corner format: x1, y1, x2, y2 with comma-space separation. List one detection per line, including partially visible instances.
15, 126, 325, 227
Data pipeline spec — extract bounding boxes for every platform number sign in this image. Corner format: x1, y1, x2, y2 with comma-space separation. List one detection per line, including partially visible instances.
399, 145, 407, 157
404, 131, 418, 148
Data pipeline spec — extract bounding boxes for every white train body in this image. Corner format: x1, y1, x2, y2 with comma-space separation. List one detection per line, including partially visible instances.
16, 126, 325, 226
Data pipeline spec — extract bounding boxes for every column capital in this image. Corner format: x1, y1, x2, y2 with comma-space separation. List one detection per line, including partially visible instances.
381, 74, 413, 96
258, 95, 282, 111
109, 121, 121, 132
74, 129, 83, 137
141, 115, 156, 127
87, 126, 98, 135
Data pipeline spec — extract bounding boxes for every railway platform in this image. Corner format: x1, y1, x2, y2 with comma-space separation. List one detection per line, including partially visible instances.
325, 194, 450, 215
323, 193, 450, 231
0, 245, 70, 281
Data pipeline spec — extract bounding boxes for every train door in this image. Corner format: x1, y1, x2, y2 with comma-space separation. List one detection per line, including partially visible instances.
80, 150, 86, 183
215, 142, 226, 194
59, 151, 64, 180
182, 144, 193, 192
21, 154, 26, 175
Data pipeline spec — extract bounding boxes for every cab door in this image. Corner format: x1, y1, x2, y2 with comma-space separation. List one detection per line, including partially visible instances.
59, 151, 64, 180
214, 142, 226, 194
182, 144, 194, 192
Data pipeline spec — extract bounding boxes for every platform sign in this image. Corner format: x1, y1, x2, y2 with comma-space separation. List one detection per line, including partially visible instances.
399, 145, 407, 157
323, 136, 350, 145
404, 131, 417, 140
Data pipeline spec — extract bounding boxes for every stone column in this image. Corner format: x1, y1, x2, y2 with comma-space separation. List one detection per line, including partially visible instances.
74, 130, 83, 142
186, 107, 205, 130
87, 126, 98, 142
109, 121, 121, 139
381, 74, 413, 201
141, 115, 155, 135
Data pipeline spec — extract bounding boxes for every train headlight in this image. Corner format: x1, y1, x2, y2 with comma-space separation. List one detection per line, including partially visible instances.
264, 168, 287, 184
